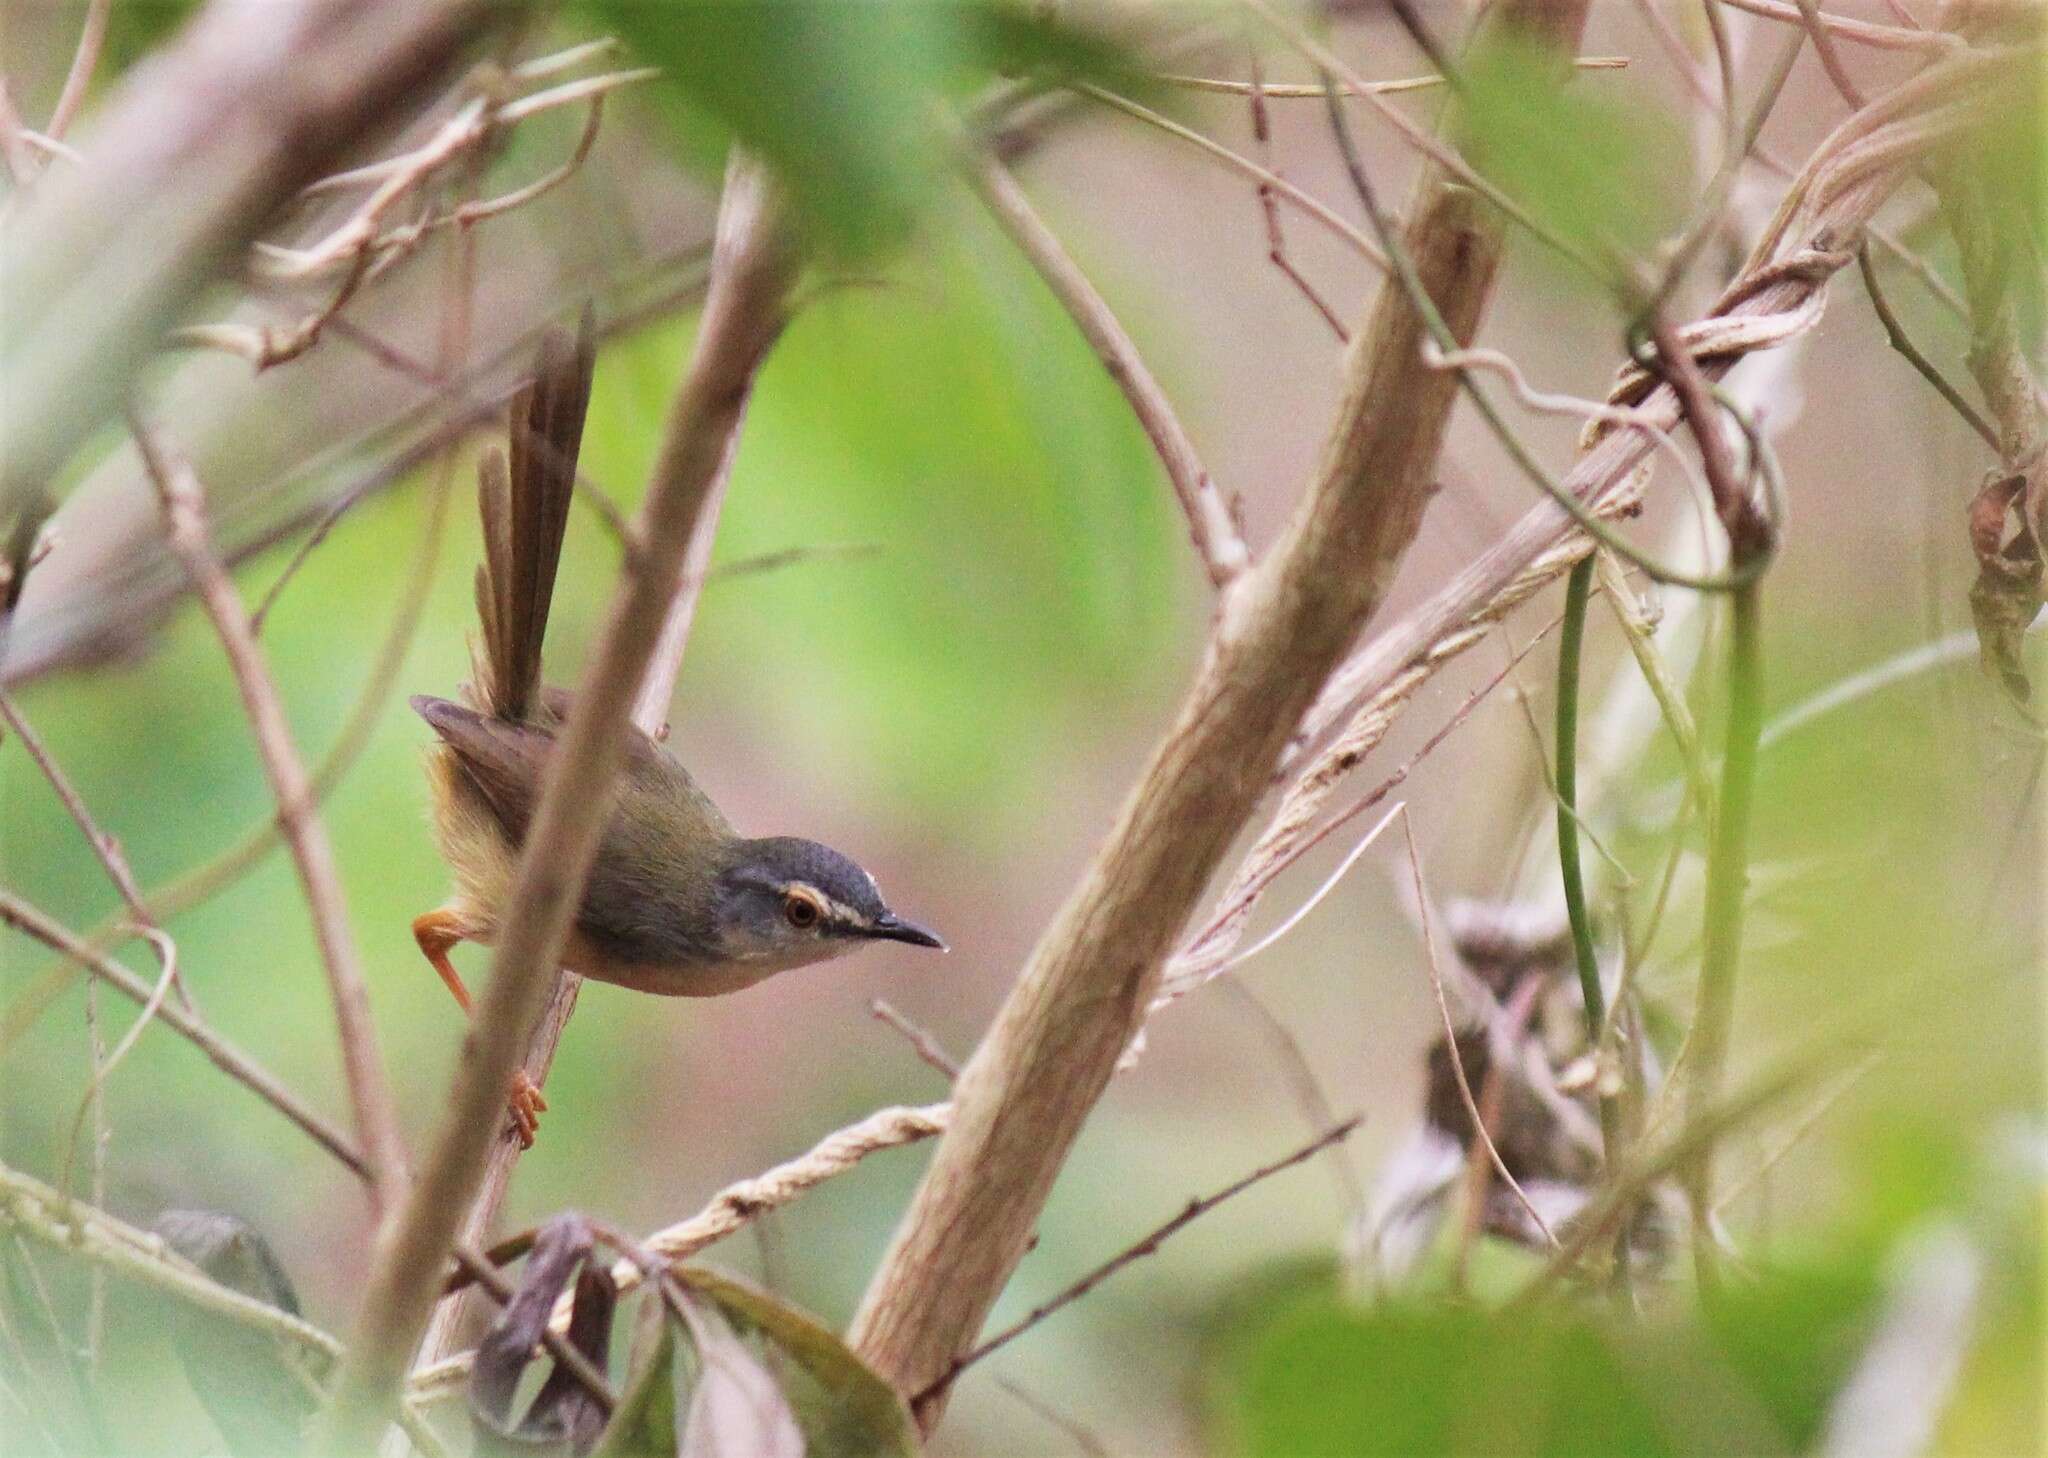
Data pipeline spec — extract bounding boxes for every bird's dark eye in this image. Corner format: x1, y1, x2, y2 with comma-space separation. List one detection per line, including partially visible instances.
784, 890, 823, 929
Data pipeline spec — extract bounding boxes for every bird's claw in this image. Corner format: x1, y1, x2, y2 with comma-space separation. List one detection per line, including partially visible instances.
508, 1070, 549, 1149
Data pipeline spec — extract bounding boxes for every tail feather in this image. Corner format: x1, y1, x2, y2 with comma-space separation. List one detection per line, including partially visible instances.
471, 310, 595, 720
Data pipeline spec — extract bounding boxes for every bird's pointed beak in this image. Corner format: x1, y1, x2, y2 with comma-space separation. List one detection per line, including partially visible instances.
869, 912, 947, 951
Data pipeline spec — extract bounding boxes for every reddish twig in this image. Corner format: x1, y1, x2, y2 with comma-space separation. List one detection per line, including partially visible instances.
1247, 51, 1350, 343
1793, 0, 1870, 107
1071, 85, 1389, 270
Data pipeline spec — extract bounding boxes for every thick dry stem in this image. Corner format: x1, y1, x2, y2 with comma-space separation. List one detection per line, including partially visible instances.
848, 0, 1590, 1422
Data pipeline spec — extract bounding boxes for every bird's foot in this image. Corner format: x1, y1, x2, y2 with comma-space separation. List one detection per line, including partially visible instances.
508, 1069, 549, 1149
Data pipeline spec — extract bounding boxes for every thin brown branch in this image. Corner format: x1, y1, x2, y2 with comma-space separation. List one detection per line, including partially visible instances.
0, 693, 185, 1009
1449, 974, 1548, 1283
871, 999, 963, 1081
261, 66, 651, 280
129, 408, 408, 1216
1215, 974, 1365, 1226
849, 0, 1593, 1428
322, 154, 797, 1452
178, 65, 631, 376
1246, 0, 1616, 288
57, 927, 178, 1205
450, 1243, 619, 1418
1793, 0, 1870, 107
963, 139, 1250, 591
0, 887, 367, 1177
166, 247, 375, 372
913, 1118, 1361, 1405
1716, 0, 1960, 51
709, 540, 880, 582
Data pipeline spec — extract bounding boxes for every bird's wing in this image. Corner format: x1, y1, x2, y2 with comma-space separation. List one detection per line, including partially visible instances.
413, 692, 724, 854
410, 695, 554, 842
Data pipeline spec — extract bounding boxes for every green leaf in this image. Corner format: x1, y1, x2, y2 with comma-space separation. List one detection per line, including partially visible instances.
580, 0, 1145, 256
674, 1266, 918, 1458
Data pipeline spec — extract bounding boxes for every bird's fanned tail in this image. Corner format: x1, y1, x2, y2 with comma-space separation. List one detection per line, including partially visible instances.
471, 309, 595, 722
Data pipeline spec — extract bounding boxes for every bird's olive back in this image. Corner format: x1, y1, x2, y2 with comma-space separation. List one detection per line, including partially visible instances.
573, 738, 736, 967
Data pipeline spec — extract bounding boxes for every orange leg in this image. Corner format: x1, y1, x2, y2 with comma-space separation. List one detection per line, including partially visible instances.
412, 908, 548, 1148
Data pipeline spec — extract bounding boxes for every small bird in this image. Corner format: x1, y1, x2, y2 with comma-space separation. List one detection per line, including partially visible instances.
412, 316, 944, 1146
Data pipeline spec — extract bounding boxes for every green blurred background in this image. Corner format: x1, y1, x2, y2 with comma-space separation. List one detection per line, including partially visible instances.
1, 2, 2040, 1454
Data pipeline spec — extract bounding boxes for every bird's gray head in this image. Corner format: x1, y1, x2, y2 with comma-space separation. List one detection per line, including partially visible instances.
711, 836, 945, 970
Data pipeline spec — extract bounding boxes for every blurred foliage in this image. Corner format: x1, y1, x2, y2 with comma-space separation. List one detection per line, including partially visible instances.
1206, 1170, 2039, 1458
1454, 24, 1686, 284
583, 0, 1148, 257
587, 207, 1187, 825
